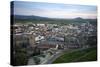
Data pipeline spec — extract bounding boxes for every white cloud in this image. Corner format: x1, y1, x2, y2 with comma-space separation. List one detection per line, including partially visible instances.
32, 9, 97, 19
14, 7, 97, 19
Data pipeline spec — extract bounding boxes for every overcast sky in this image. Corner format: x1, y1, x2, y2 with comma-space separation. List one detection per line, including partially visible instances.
13, 1, 97, 19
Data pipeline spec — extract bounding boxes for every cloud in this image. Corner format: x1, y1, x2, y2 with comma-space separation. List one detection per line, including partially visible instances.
31, 9, 97, 19
14, 2, 97, 19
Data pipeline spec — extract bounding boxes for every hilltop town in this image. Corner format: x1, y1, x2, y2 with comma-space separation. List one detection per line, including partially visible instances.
12, 20, 97, 65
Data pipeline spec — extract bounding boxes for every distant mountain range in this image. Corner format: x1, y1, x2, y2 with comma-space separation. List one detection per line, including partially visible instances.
13, 15, 85, 20
11, 15, 97, 24
13, 15, 51, 20
13, 15, 97, 20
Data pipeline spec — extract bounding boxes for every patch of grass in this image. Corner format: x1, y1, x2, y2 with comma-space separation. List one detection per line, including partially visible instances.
76, 50, 97, 61
53, 47, 97, 63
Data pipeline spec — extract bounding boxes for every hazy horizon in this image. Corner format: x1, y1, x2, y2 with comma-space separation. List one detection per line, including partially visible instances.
13, 1, 97, 19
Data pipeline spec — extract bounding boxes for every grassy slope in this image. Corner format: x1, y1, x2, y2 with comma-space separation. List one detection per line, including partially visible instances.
76, 49, 97, 61
53, 47, 97, 63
